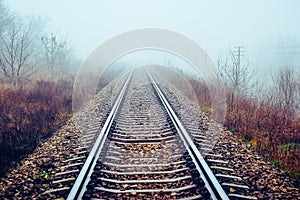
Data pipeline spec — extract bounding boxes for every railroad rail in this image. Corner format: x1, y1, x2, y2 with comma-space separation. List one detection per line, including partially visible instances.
65, 68, 228, 200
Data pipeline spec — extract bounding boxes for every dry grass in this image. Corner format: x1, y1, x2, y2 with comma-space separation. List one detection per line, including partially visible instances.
189, 78, 300, 187
0, 79, 73, 177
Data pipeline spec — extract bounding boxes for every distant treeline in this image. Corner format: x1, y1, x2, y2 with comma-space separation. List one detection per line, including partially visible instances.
0, 0, 80, 86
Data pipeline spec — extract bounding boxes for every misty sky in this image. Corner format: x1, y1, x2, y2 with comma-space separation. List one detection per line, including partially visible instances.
6, 0, 300, 82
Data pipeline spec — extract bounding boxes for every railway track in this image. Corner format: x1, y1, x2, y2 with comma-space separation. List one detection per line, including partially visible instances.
42, 67, 258, 200
63, 68, 227, 200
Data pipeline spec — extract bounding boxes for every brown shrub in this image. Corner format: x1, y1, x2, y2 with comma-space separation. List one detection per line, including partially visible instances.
0, 79, 72, 177
188, 78, 300, 186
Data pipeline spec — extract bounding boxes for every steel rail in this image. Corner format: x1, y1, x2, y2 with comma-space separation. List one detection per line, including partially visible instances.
146, 69, 229, 200
68, 68, 228, 200
67, 71, 133, 200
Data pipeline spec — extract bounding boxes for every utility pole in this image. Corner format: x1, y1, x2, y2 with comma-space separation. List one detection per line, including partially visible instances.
230, 46, 245, 111
233, 46, 245, 69
232, 46, 245, 90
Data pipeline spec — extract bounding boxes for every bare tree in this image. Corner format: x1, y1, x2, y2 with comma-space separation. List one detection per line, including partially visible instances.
218, 47, 256, 110
272, 67, 298, 114
0, 0, 13, 59
41, 33, 70, 76
0, 0, 12, 35
218, 47, 255, 94
0, 0, 73, 84
0, 21, 36, 85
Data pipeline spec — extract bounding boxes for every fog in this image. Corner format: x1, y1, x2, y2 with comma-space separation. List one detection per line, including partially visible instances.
7, 0, 300, 82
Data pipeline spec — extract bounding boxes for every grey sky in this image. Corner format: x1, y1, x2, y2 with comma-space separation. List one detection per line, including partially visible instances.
6, 0, 300, 80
